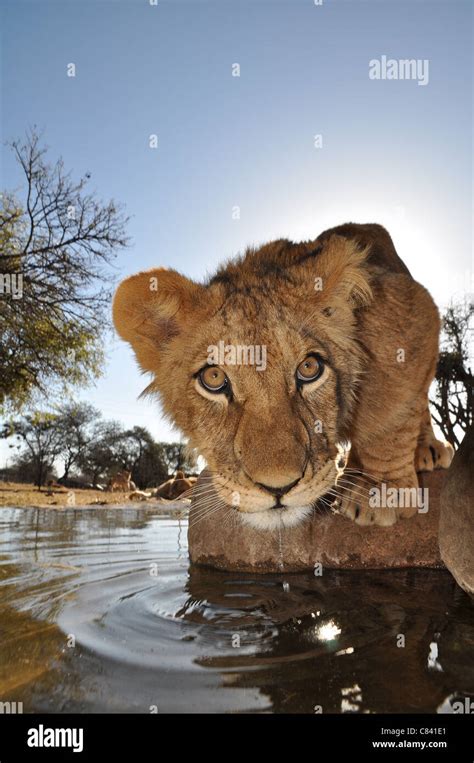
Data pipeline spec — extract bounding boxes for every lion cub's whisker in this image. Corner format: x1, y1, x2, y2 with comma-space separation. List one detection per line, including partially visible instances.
222, 507, 238, 529
336, 481, 372, 497
333, 480, 372, 497
187, 487, 219, 499
326, 485, 371, 502
336, 476, 373, 490
190, 497, 226, 514
314, 495, 338, 513
189, 495, 227, 512
343, 468, 385, 483
189, 506, 228, 526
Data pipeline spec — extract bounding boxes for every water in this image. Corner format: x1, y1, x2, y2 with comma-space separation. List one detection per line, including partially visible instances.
0, 506, 473, 713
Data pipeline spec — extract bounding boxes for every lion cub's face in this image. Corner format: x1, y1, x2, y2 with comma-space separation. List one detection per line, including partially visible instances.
113, 236, 372, 529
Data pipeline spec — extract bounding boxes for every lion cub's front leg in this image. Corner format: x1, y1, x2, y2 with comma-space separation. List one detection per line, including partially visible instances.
337, 271, 454, 527
337, 406, 453, 527
337, 469, 420, 527
415, 407, 454, 472
336, 417, 427, 526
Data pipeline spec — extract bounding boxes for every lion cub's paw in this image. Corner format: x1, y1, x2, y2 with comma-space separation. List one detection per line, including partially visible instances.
336, 475, 422, 527
337, 477, 397, 527
415, 439, 454, 472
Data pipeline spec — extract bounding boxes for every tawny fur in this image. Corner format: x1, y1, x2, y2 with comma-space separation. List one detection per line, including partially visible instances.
107, 470, 132, 493
154, 472, 195, 500
113, 223, 453, 528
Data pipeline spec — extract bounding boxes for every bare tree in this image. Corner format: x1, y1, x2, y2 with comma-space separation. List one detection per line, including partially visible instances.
1, 412, 63, 487
55, 402, 101, 479
0, 128, 129, 411
430, 300, 473, 447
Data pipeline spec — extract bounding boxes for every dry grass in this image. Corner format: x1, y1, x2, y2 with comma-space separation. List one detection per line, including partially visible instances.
0, 481, 150, 508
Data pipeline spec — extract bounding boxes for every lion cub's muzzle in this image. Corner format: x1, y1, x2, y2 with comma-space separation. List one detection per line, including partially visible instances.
254, 476, 302, 508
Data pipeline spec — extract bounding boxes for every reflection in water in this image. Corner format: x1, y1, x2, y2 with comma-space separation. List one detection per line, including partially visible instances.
0, 506, 473, 713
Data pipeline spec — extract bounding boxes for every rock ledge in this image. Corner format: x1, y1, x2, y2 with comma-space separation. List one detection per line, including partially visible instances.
189, 471, 445, 573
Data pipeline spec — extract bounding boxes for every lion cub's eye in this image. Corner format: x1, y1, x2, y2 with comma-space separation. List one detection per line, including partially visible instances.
198, 366, 229, 394
296, 354, 324, 385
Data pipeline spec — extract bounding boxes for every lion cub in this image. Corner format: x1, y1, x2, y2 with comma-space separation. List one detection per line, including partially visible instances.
113, 223, 453, 528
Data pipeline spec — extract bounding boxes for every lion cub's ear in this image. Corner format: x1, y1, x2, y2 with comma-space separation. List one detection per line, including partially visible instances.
113, 268, 202, 373
314, 234, 373, 310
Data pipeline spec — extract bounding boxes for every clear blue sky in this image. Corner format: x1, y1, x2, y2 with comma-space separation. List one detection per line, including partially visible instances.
1, 0, 472, 464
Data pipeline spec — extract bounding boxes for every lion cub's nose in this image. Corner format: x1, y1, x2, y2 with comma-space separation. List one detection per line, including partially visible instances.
256, 477, 301, 496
